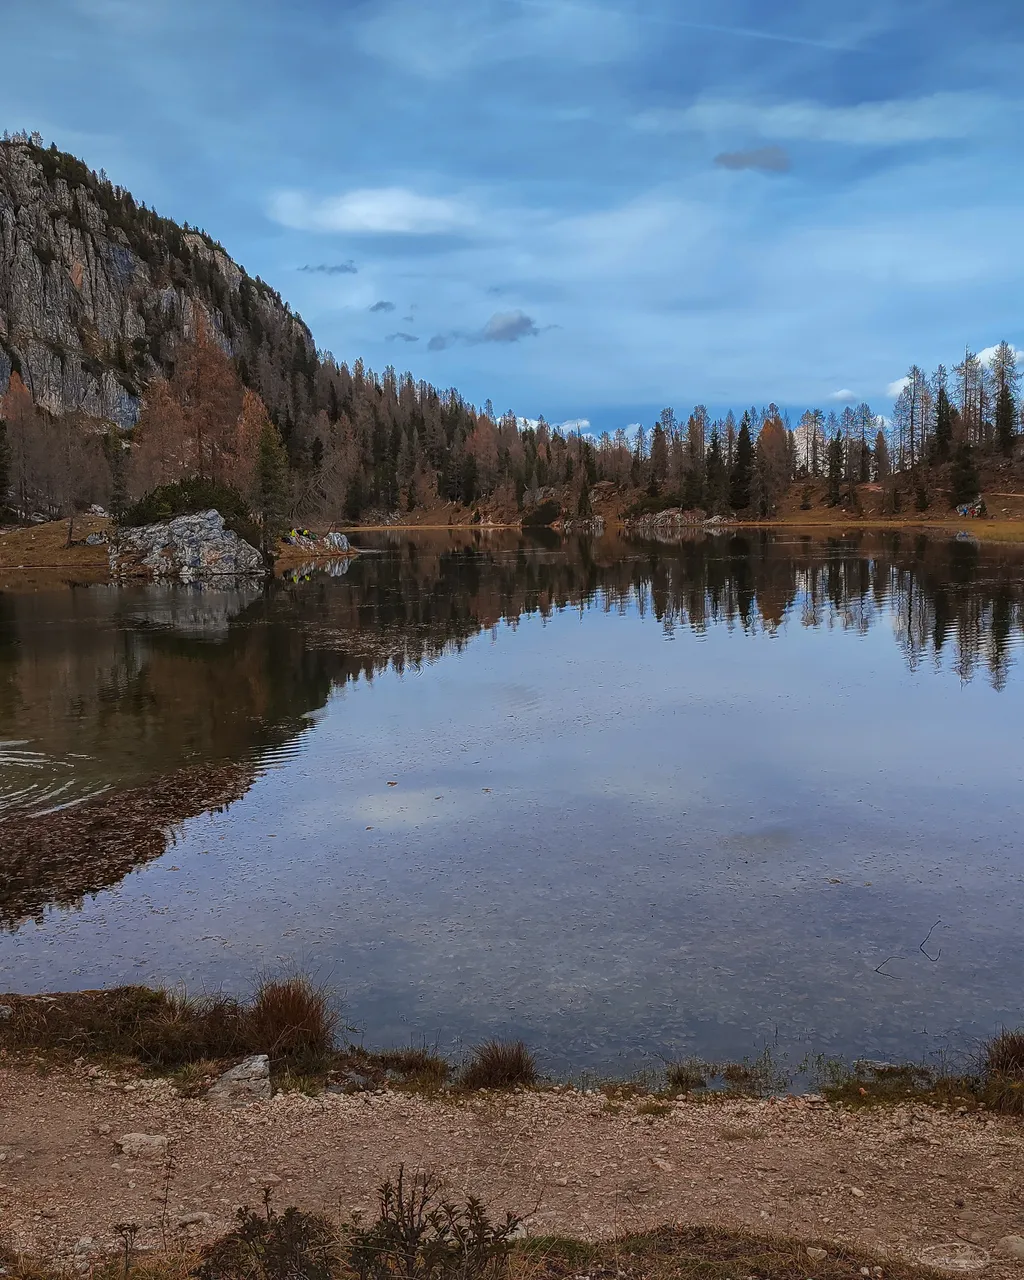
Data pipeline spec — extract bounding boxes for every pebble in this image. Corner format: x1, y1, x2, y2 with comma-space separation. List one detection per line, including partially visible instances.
807, 1248, 828, 1261
851, 1186, 865, 1198
997, 1236, 1024, 1261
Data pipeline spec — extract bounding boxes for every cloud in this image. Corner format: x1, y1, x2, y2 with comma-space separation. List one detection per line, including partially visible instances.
298, 262, 357, 275
480, 310, 539, 342
269, 187, 473, 234
827, 388, 857, 402
978, 344, 1024, 367
886, 376, 911, 397
636, 92, 1004, 146
428, 310, 542, 351
714, 146, 791, 173
370, 300, 396, 312
556, 417, 591, 432
387, 332, 419, 342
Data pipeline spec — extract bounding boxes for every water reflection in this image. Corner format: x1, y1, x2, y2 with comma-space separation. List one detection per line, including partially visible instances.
0, 529, 1022, 1056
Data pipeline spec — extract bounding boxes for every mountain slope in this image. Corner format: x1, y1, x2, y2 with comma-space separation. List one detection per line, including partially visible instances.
0, 133, 314, 431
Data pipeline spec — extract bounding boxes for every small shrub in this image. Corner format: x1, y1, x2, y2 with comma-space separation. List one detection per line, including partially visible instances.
375, 1047, 450, 1088
520, 499, 561, 528
121, 478, 262, 551
195, 1199, 340, 1280
346, 1167, 520, 1280
666, 1060, 707, 1094
248, 975, 337, 1065
459, 1040, 536, 1091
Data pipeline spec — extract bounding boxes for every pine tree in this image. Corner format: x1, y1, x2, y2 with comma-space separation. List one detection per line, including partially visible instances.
704, 427, 726, 514
255, 418, 290, 554
949, 441, 979, 508
933, 384, 953, 461
729, 413, 753, 510
995, 381, 1016, 457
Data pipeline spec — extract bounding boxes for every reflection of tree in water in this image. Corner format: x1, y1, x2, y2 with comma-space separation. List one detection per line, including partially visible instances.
319, 531, 1024, 693
1, 529, 1022, 923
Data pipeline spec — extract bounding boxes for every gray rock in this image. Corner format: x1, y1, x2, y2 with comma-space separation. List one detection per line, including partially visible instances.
323, 531, 350, 551
85, 532, 107, 545
0, 1005, 11, 1020
208, 1054, 271, 1106
807, 1248, 828, 1262
177, 1212, 213, 1229
117, 1133, 168, 1159
997, 1237, 1024, 1261
110, 510, 265, 582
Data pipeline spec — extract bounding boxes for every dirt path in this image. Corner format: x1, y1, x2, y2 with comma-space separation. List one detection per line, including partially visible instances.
1, 1065, 1022, 1271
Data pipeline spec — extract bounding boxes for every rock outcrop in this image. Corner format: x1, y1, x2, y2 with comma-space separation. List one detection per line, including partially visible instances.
109, 510, 265, 581
0, 134, 314, 429
207, 1055, 272, 1107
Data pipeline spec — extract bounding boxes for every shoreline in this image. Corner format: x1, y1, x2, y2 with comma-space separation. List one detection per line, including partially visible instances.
1, 1056, 1021, 1276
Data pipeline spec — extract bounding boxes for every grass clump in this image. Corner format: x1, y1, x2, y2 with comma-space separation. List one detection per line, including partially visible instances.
0, 976, 340, 1074
248, 974, 337, 1067
981, 1027, 1024, 1114
665, 1059, 707, 1094
459, 1040, 537, 1091
373, 1046, 451, 1089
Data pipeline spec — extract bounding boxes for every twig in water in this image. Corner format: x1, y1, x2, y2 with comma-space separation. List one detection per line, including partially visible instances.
919, 918, 942, 962
874, 956, 900, 980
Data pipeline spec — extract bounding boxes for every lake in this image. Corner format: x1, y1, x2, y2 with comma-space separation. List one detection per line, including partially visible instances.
1, 528, 1022, 1079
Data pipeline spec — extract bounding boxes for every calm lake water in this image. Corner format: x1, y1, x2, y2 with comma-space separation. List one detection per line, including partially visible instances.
1, 528, 1023, 1077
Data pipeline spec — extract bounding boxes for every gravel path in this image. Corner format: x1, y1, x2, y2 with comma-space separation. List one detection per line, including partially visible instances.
2, 1065, 1022, 1272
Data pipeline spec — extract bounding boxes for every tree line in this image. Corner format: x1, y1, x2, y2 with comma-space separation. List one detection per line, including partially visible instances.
2, 330, 1020, 530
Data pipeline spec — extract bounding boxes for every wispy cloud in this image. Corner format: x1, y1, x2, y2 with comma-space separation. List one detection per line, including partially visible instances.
828, 388, 857, 402
370, 300, 396, 312
637, 92, 1006, 146
714, 145, 791, 173
886, 376, 911, 397
298, 261, 357, 275
269, 187, 473, 234
387, 331, 419, 342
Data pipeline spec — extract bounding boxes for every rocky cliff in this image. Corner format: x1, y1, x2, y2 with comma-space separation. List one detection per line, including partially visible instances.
0, 133, 315, 431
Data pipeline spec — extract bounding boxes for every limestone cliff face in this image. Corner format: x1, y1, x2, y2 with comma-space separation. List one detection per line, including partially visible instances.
0, 137, 315, 429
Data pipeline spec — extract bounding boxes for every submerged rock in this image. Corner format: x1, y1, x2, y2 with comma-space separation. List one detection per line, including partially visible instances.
109, 510, 265, 581
208, 1054, 272, 1107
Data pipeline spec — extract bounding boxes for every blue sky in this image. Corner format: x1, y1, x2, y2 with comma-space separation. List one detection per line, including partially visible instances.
5, 0, 1024, 433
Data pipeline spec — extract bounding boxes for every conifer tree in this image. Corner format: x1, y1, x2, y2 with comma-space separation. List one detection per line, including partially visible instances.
729, 413, 753, 510
826, 434, 844, 505
949, 441, 979, 508
995, 380, 1017, 457
255, 417, 290, 554
933, 383, 953, 461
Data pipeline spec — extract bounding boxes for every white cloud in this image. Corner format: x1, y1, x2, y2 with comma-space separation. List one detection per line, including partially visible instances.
636, 92, 1006, 146
556, 417, 591, 432
269, 188, 474, 235
886, 376, 911, 397
827, 388, 856, 402
978, 343, 1024, 367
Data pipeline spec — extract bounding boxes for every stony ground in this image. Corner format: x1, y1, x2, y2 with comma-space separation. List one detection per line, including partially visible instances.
1, 1064, 1022, 1273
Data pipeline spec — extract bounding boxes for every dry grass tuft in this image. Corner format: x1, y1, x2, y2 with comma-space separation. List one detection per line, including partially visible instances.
984, 1027, 1024, 1076
459, 1039, 537, 1090
665, 1059, 707, 1094
373, 1046, 450, 1088
248, 975, 338, 1065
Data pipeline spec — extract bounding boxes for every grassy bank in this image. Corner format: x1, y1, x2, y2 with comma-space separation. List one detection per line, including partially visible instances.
2, 982, 1022, 1114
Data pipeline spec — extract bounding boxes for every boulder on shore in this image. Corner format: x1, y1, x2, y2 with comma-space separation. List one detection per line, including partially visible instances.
109, 510, 265, 581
